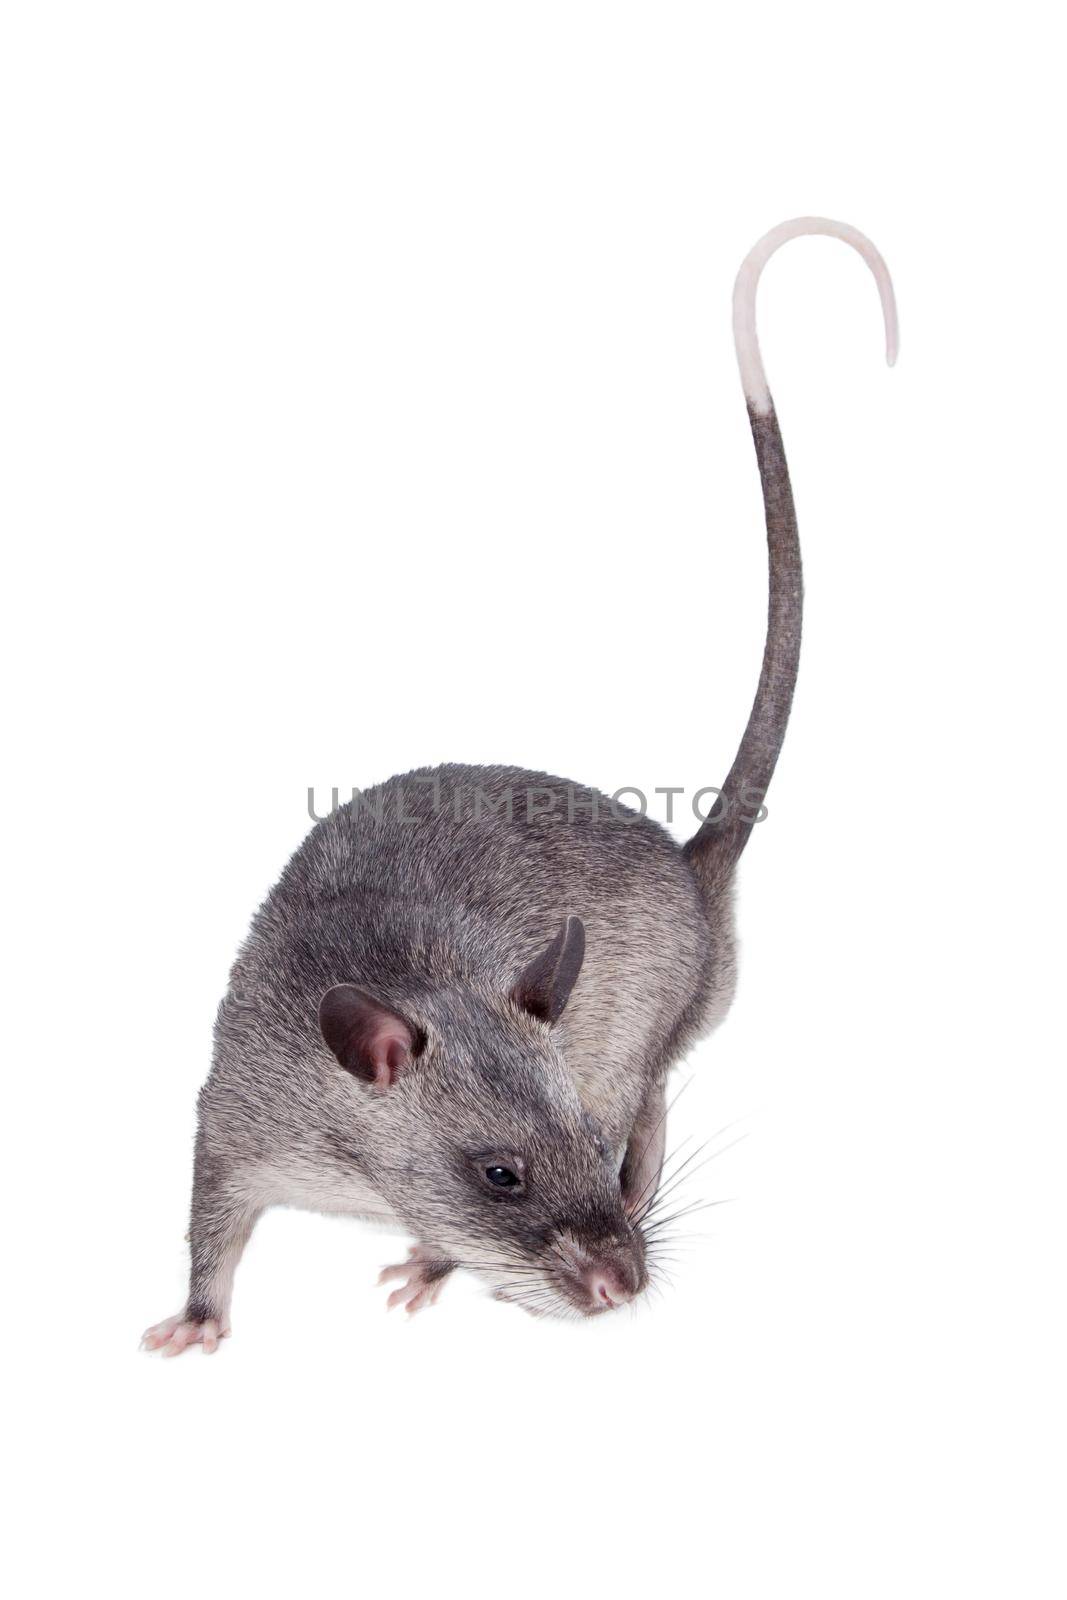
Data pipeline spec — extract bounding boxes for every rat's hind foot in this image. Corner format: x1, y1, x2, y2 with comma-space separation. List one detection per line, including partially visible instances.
140, 1312, 229, 1357
377, 1245, 454, 1313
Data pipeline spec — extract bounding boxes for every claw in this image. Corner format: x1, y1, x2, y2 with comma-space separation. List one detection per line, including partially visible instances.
141, 1313, 228, 1357
377, 1246, 451, 1315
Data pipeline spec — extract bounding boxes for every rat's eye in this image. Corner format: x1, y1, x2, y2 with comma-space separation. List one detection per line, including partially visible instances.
471, 1154, 526, 1195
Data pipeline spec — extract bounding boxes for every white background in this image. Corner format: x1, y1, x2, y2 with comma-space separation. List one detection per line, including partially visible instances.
3, 3, 1064, 1596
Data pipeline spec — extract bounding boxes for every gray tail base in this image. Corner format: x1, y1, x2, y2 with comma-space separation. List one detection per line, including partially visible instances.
683, 404, 802, 897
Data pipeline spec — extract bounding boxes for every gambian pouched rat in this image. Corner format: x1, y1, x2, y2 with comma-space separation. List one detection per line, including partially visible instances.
143, 217, 897, 1354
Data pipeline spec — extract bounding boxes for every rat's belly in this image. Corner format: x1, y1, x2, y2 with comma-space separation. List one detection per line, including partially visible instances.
261, 1157, 399, 1226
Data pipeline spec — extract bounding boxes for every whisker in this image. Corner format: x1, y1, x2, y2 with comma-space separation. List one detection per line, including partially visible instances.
630, 1138, 713, 1225
636, 1133, 749, 1225
623, 1076, 700, 1211
643, 1198, 733, 1235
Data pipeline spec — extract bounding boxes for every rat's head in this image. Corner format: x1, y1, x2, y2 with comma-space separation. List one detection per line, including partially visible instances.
319, 917, 647, 1317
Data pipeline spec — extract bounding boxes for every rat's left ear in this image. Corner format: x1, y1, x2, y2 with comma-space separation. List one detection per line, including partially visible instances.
512, 915, 586, 1023
318, 985, 420, 1091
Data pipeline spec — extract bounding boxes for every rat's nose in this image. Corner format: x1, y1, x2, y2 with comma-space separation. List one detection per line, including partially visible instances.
586, 1264, 638, 1309
576, 1242, 646, 1311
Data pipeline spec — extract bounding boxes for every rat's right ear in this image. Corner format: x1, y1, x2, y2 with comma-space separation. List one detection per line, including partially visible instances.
318, 986, 419, 1091
511, 915, 586, 1023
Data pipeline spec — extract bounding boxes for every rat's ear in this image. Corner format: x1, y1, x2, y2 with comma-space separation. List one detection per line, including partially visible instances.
318, 986, 419, 1091
512, 915, 586, 1023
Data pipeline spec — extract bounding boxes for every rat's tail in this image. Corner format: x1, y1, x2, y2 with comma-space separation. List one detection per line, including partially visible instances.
683, 217, 898, 897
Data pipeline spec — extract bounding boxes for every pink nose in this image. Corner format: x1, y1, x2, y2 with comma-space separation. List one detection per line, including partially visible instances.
586, 1267, 636, 1309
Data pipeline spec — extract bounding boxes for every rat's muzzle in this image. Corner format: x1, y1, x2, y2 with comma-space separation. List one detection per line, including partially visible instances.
549, 1227, 648, 1314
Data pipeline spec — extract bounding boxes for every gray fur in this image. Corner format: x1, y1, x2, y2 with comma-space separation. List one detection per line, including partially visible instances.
151, 344, 804, 1340
185, 766, 738, 1323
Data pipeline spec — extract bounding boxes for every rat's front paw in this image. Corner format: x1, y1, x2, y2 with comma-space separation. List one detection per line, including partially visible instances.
140, 1312, 229, 1357
377, 1245, 454, 1313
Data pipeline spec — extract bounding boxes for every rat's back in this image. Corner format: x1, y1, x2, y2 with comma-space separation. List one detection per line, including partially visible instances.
240, 763, 726, 1143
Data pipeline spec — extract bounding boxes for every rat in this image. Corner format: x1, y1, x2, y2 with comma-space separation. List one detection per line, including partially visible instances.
143, 217, 897, 1354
